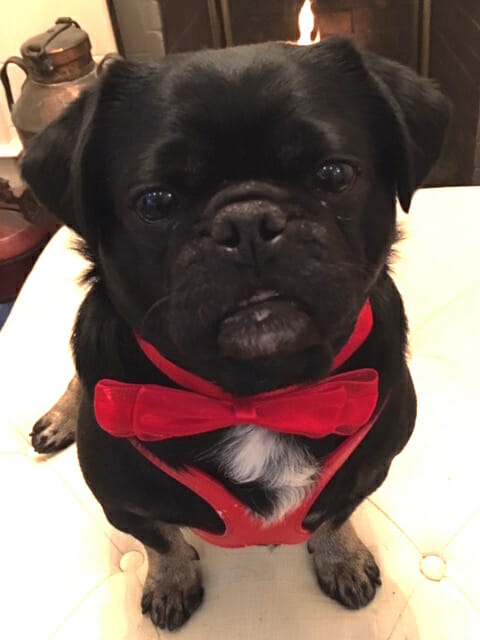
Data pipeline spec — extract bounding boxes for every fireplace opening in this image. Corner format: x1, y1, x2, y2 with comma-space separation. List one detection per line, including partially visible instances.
107, 0, 480, 186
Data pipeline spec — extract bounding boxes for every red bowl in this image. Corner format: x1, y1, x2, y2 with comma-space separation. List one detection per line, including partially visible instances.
0, 207, 52, 302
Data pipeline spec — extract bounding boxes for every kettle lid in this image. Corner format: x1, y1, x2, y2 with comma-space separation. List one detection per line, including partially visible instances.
21, 17, 92, 75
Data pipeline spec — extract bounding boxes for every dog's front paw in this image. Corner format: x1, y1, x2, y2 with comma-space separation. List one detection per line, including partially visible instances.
30, 411, 76, 454
312, 545, 381, 609
30, 377, 80, 454
308, 520, 381, 609
141, 546, 204, 631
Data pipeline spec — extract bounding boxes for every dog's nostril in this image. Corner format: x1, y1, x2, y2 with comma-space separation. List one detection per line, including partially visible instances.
213, 221, 240, 249
212, 204, 286, 250
259, 214, 286, 242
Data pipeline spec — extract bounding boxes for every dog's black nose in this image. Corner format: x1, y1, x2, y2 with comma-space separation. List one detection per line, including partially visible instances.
211, 200, 287, 256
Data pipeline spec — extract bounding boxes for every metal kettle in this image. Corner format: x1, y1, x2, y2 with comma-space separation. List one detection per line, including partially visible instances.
1, 17, 105, 145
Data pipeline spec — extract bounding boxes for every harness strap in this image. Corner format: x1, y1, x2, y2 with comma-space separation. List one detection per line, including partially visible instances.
128, 394, 388, 547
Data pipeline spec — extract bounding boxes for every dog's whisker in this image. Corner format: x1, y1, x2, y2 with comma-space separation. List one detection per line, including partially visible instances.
140, 294, 171, 333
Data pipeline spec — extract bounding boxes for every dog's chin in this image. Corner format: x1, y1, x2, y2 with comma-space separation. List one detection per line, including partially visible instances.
217, 294, 320, 361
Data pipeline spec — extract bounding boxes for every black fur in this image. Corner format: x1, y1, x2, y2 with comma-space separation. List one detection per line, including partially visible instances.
22, 38, 449, 543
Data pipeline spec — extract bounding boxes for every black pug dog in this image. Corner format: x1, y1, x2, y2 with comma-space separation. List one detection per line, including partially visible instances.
23, 37, 449, 631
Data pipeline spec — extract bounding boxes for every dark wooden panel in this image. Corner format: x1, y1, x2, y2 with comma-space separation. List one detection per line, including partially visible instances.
320, 11, 353, 36
429, 0, 480, 184
159, 0, 215, 53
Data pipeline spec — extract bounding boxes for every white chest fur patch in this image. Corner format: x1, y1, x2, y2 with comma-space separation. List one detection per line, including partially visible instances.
217, 425, 319, 524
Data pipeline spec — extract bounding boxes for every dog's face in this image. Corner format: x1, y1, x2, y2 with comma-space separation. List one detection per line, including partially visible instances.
22, 38, 449, 392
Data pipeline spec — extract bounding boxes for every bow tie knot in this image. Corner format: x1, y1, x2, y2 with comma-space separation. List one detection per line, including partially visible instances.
232, 398, 258, 424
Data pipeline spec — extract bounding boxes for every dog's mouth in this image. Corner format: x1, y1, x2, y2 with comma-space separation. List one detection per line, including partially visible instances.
217, 291, 320, 360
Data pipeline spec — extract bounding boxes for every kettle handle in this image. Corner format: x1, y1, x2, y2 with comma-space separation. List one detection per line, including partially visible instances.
97, 53, 123, 75
1, 56, 30, 112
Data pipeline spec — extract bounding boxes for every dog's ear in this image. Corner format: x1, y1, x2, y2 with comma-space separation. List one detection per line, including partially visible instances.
363, 50, 451, 211
20, 84, 100, 241
303, 37, 451, 212
21, 59, 142, 243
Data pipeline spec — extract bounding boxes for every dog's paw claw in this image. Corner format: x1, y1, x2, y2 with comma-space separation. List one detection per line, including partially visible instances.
142, 581, 204, 631
313, 550, 381, 609
141, 590, 153, 614
30, 413, 75, 454
142, 547, 203, 632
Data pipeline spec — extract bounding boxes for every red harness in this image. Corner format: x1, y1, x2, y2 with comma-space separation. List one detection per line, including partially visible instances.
94, 301, 382, 548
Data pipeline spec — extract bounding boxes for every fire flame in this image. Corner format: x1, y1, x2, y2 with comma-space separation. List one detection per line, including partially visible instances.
296, 0, 321, 45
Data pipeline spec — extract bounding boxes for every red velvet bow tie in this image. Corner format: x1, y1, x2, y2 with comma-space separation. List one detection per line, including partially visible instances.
94, 301, 378, 441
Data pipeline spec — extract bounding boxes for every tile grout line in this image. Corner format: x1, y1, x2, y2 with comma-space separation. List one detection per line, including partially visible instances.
443, 576, 480, 618
367, 498, 423, 555
409, 278, 480, 339
385, 578, 421, 640
443, 505, 480, 552
48, 573, 115, 640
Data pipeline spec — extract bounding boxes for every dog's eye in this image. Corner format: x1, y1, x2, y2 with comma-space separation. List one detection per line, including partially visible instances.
314, 162, 357, 194
135, 190, 175, 222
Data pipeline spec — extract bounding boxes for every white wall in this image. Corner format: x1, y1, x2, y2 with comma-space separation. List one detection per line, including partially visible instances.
0, 0, 116, 177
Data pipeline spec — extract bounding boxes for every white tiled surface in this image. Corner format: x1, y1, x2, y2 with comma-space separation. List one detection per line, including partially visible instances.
0, 186, 479, 639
